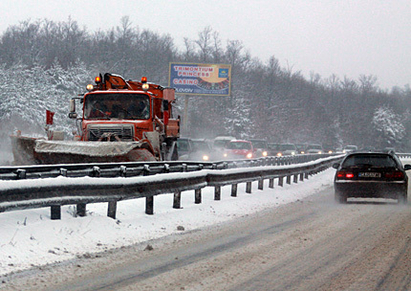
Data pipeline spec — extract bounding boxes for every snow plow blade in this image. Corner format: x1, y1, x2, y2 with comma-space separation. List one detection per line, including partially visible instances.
10, 135, 157, 165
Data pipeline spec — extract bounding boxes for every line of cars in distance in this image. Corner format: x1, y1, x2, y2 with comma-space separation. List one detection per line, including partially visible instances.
176, 137, 350, 162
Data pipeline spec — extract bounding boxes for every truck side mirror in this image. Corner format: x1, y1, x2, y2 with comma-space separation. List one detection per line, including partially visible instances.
69, 99, 76, 112
69, 99, 77, 119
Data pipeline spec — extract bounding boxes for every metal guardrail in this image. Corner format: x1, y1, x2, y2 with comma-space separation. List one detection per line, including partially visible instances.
0, 154, 344, 219
397, 153, 411, 159
0, 154, 326, 180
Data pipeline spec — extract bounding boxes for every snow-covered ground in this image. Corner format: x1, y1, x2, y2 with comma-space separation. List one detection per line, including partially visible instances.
0, 168, 335, 276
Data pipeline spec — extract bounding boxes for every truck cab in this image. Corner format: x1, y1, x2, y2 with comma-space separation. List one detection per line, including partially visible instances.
69, 73, 180, 161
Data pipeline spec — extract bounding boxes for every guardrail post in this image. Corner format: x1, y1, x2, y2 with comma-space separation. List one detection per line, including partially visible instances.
304, 172, 309, 179
231, 184, 238, 197
278, 177, 284, 187
293, 174, 298, 183
50, 205, 61, 220
120, 165, 127, 177
286, 175, 291, 184
16, 169, 26, 179
300, 173, 304, 181
107, 201, 117, 219
92, 166, 101, 177
173, 191, 181, 209
163, 164, 170, 173
214, 186, 221, 200
60, 168, 67, 177
246, 182, 252, 193
277, 157, 281, 165
195, 189, 202, 204
143, 164, 150, 176
258, 179, 264, 190
269, 178, 274, 188
76, 203, 86, 217
146, 196, 154, 215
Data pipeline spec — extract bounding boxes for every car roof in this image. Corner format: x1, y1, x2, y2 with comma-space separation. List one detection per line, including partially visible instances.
214, 136, 236, 140
344, 151, 397, 158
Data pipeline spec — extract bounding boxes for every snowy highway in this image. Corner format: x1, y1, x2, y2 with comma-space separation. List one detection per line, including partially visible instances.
2, 163, 411, 290
4, 186, 411, 290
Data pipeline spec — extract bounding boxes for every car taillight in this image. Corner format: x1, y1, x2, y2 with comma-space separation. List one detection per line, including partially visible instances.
336, 171, 354, 179
385, 171, 404, 179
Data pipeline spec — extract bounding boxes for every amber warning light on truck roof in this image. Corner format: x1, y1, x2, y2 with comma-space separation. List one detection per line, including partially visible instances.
95, 76, 102, 83
141, 76, 149, 91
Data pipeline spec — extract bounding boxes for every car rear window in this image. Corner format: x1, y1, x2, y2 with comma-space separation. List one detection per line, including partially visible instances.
342, 155, 397, 168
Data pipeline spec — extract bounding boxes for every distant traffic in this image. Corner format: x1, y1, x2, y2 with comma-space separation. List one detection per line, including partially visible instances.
176, 136, 359, 162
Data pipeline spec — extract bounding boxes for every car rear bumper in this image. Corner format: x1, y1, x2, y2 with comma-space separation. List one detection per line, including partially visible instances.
334, 180, 407, 199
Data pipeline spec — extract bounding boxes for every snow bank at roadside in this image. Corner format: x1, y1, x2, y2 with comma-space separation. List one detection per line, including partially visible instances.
0, 169, 335, 276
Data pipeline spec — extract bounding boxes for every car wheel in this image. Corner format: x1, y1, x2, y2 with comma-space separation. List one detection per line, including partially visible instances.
398, 192, 408, 204
335, 192, 347, 204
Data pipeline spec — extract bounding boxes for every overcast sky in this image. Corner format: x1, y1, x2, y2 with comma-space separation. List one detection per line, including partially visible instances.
1, 0, 410, 90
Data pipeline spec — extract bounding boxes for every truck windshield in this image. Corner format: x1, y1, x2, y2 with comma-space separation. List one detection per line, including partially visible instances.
84, 93, 150, 120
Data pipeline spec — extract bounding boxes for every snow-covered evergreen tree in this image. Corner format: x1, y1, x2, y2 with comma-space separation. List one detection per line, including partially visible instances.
372, 105, 405, 149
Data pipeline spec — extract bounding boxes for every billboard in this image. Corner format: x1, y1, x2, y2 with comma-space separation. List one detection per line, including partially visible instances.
169, 62, 231, 96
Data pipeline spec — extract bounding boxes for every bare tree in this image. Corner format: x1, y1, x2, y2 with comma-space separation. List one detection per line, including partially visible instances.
195, 26, 213, 62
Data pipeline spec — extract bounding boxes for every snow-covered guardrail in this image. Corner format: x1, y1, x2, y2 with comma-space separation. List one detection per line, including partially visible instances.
0, 154, 324, 181
0, 155, 343, 220
397, 153, 411, 159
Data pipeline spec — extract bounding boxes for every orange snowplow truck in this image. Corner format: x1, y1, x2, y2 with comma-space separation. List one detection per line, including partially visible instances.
11, 73, 180, 165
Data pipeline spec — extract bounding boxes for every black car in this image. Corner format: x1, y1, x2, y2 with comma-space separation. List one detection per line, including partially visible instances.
333, 151, 411, 204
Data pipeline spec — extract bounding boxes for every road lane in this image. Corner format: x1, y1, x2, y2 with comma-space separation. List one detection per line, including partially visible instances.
4, 186, 411, 291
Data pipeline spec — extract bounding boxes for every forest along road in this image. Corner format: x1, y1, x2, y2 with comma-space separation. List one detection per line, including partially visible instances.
4, 187, 411, 291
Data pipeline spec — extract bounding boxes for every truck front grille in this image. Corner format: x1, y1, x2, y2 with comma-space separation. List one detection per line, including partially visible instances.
87, 125, 134, 141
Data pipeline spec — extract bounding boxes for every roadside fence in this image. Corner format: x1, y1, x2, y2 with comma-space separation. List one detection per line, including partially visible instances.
0, 154, 343, 219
